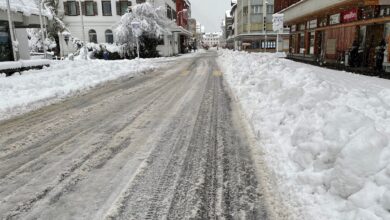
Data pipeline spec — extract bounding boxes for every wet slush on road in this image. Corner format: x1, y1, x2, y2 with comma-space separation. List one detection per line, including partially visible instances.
0, 52, 269, 220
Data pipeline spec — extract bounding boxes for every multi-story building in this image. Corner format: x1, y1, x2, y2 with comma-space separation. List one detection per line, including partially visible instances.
194, 21, 203, 47
58, 0, 186, 57
280, 0, 390, 72
274, 0, 299, 14
176, 0, 191, 28
231, 0, 288, 52
203, 32, 222, 47
224, 10, 233, 39
175, 0, 191, 53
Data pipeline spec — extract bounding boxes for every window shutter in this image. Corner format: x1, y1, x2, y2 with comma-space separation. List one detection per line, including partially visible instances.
63, 2, 68, 15
93, 2, 98, 15
116, 1, 120, 15
81, 2, 85, 15
76, 1, 80, 15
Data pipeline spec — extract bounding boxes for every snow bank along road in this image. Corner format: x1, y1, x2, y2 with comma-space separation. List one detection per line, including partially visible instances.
0, 52, 270, 219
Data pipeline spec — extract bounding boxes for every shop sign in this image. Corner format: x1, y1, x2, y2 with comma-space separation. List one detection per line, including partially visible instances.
307, 19, 317, 29
330, 13, 341, 25
291, 24, 296, 32
272, 13, 284, 33
341, 8, 358, 23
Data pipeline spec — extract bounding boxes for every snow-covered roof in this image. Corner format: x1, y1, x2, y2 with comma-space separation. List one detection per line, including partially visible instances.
0, 0, 41, 16
231, 0, 237, 4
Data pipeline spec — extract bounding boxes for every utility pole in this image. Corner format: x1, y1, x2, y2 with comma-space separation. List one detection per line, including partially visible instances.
6, 0, 18, 61
263, 0, 268, 52
79, 0, 87, 60
38, 0, 47, 59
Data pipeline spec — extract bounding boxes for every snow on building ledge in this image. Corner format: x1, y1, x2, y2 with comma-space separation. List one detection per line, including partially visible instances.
280, 0, 352, 24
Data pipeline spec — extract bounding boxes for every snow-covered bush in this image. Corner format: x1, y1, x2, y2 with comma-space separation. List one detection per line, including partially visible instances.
27, 28, 57, 53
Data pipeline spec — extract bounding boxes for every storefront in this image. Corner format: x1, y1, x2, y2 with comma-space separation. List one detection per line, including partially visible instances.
283, 0, 390, 71
0, 22, 13, 62
235, 33, 289, 53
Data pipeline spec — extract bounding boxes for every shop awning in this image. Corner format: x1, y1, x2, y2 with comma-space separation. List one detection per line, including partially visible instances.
169, 25, 192, 37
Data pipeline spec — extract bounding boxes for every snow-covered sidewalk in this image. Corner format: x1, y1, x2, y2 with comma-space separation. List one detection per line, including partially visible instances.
218, 50, 390, 220
0, 58, 163, 121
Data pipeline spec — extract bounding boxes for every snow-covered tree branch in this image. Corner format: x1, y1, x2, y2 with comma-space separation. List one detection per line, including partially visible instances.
114, 2, 173, 58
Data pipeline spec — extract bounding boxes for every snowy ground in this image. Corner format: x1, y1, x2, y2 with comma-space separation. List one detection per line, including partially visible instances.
0, 58, 167, 121
218, 50, 390, 220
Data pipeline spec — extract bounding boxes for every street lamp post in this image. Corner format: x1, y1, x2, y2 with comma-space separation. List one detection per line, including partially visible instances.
38, 0, 47, 59
78, 0, 87, 60
6, 0, 18, 61
131, 21, 141, 59
263, 0, 268, 53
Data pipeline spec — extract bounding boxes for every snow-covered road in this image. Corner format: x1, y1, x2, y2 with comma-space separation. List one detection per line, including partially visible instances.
0, 52, 270, 219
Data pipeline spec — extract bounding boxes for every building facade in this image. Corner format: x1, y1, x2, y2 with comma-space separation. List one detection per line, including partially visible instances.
281, 0, 390, 72
175, 0, 191, 53
224, 9, 234, 47
0, 0, 47, 61
203, 32, 222, 47
176, 0, 191, 28
230, 0, 288, 52
58, 0, 184, 57
274, 0, 299, 14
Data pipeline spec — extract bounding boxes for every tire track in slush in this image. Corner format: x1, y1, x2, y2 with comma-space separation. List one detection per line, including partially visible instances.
108, 57, 269, 220
2, 61, 195, 220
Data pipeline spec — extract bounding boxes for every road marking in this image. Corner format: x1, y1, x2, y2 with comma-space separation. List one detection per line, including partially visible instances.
181, 70, 190, 76
213, 70, 223, 77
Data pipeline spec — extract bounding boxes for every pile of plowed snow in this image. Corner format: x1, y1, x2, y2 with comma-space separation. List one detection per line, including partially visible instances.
0, 59, 158, 121
218, 50, 390, 220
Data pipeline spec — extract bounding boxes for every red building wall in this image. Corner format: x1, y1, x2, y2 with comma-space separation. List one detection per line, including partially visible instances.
274, 0, 300, 13
176, 0, 190, 28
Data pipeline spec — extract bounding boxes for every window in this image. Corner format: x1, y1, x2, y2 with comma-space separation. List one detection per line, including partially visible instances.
64, 1, 79, 16
89, 29, 97, 43
172, 10, 177, 20
166, 5, 172, 19
136, 0, 146, 3
267, 5, 274, 14
117, 1, 131, 16
243, 6, 248, 16
251, 5, 262, 14
84, 1, 95, 16
105, 30, 113, 43
102, 1, 112, 16
261, 40, 276, 49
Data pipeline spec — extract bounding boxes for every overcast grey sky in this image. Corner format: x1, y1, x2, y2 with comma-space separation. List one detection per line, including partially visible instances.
191, 0, 231, 33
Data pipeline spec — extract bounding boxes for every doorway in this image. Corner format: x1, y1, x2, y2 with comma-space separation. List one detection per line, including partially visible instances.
363, 24, 384, 67
0, 23, 13, 62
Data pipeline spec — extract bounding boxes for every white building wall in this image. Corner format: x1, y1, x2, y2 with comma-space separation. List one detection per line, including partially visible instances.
15, 29, 30, 60
58, 0, 179, 57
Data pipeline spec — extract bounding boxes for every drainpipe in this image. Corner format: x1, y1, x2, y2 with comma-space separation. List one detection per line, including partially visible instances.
6, 0, 18, 61
79, 0, 87, 60
263, 0, 268, 52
